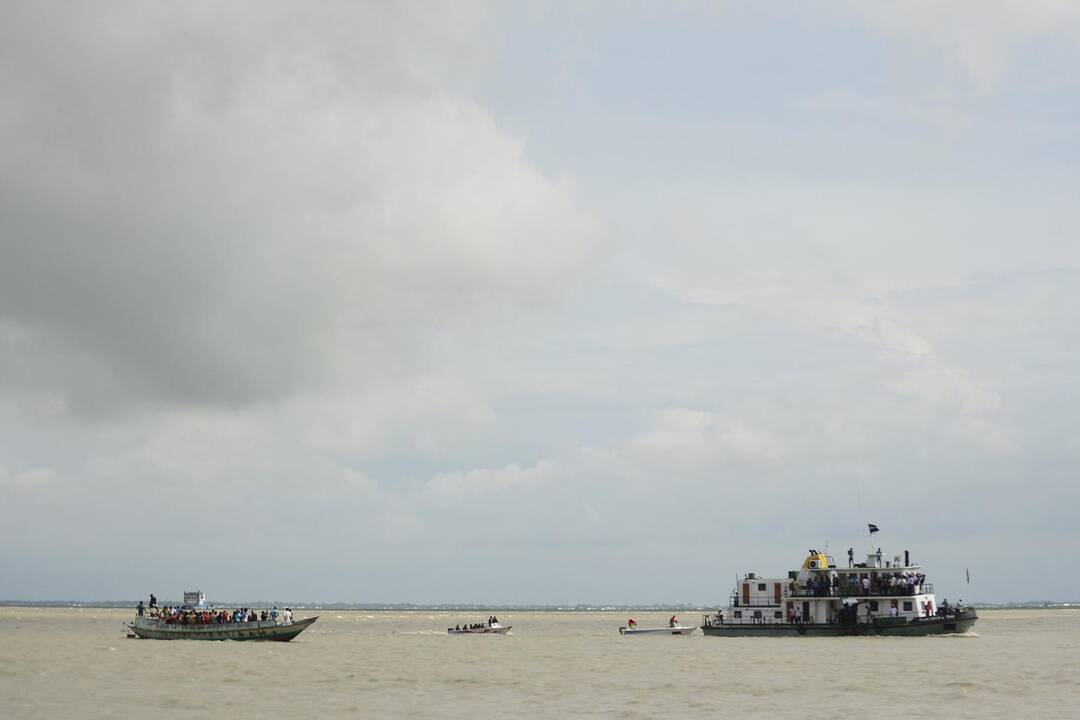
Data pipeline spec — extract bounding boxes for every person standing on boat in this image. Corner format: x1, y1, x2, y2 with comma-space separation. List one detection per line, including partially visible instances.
847, 548, 854, 568
669, 615, 677, 628
137, 600, 145, 617
149, 593, 157, 609
628, 618, 636, 629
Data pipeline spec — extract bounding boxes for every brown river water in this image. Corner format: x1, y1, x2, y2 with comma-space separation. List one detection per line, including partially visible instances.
1, 607, 1078, 719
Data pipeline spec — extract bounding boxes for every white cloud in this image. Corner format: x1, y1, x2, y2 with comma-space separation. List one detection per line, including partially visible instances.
852, 0, 1080, 89
631, 409, 782, 467
0, 466, 57, 488
295, 375, 498, 457
426, 461, 552, 498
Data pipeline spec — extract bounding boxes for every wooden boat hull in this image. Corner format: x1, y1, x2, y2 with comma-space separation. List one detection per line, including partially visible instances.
126, 616, 317, 641
701, 609, 977, 637
619, 625, 697, 636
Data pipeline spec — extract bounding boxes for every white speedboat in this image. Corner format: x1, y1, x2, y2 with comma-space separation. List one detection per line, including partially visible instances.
619, 625, 697, 636
448, 622, 511, 635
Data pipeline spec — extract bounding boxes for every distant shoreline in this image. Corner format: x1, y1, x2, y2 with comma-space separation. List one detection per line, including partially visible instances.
1, 601, 1076, 611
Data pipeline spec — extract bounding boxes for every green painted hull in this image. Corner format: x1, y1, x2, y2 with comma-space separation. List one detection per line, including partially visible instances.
126, 616, 317, 641
701, 609, 977, 637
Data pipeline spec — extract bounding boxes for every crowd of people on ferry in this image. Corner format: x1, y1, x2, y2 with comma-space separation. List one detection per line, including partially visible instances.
797, 570, 926, 598
136, 595, 293, 625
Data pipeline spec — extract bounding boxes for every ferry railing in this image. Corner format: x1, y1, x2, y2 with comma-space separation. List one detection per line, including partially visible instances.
728, 596, 787, 608
704, 612, 863, 627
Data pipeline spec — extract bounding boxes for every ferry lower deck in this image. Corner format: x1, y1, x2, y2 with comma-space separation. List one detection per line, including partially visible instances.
700, 608, 978, 636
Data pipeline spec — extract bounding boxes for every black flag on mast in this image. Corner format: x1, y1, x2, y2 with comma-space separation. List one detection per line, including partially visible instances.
868, 523, 880, 534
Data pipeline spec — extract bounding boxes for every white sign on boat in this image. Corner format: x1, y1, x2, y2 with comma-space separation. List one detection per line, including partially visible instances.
183, 590, 206, 608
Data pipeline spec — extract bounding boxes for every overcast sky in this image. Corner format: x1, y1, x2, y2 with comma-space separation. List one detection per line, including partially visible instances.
2, 1, 1079, 604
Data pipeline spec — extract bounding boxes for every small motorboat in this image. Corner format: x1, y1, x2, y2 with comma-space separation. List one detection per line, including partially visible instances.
448, 621, 511, 635
619, 624, 697, 636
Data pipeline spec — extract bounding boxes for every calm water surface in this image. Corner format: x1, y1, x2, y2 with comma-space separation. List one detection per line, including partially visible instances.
1, 608, 1078, 718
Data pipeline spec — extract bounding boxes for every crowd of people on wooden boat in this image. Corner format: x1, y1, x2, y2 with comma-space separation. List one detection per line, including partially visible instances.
135, 595, 293, 625
451, 616, 500, 631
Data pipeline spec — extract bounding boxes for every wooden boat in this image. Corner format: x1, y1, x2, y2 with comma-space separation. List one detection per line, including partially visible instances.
126, 616, 317, 641
619, 625, 697, 636
448, 622, 511, 635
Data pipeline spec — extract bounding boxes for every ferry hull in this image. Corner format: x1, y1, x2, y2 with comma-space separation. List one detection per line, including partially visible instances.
126, 616, 317, 641
701, 609, 977, 637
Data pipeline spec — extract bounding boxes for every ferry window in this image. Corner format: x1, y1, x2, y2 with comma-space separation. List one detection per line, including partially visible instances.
774, 611, 783, 619
733, 611, 742, 619
903, 602, 913, 612
757, 583, 766, 591
753, 610, 762, 618
869, 601, 879, 611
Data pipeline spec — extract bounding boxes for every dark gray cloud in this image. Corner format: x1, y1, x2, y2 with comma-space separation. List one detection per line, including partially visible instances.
0, 1, 591, 414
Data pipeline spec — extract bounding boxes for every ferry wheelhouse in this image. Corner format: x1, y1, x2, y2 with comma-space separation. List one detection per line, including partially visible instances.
701, 548, 977, 637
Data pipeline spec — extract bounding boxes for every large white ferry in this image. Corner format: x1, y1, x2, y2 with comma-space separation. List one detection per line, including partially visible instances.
701, 548, 977, 637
